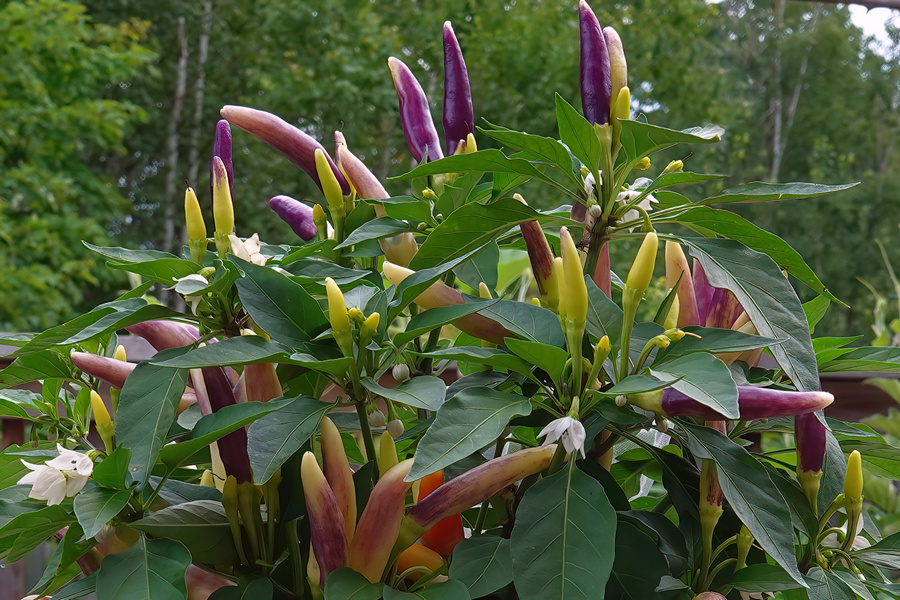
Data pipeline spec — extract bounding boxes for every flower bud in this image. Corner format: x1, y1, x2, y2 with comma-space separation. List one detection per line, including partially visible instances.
348, 307, 364, 323
635, 157, 651, 170
388, 57, 443, 162
663, 160, 684, 174
200, 470, 215, 487
349, 459, 414, 582
387, 419, 404, 438
368, 405, 386, 429
392, 363, 411, 382
461, 132, 477, 154
624, 231, 658, 300
844, 450, 863, 501
579, 0, 612, 126
442, 22, 474, 156
320, 416, 356, 541
268, 195, 317, 241
589, 204, 602, 218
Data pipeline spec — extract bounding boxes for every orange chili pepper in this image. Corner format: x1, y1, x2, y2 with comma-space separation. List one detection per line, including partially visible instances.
396, 543, 444, 581
416, 471, 465, 557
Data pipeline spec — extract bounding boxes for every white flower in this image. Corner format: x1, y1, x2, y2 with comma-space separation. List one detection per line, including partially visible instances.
173, 273, 209, 315
583, 171, 601, 199
18, 445, 93, 505
822, 514, 869, 550
228, 233, 267, 265
618, 177, 658, 225
538, 416, 586, 458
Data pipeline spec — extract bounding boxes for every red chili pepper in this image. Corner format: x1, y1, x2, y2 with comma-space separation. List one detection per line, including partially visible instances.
416, 471, 465, 557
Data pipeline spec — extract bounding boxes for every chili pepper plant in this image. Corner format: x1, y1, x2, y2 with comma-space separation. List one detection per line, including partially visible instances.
2, 3, 899, 600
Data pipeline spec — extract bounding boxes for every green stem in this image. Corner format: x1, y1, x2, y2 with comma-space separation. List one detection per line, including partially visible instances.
582, 225, 609, 281
710, 535, 738, 564
703, 558, 737, 589
355, 399, 378, 480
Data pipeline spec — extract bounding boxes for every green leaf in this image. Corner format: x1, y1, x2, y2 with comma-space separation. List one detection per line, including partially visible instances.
454, 241, 499, 291
132, 500, 238, 564
0, 350, 74, 390
409, 197, 540, 271
650, 353, 738, 419
208, 580, 273, 600
392, 149, 545, 181
837, 439, 900, 479
510, 461, 617, 600
390, 250, 483, 321
685, 237, 818, 392
819, 346, 900, 373
658, 326, 781, 360
209, 578, 274, 600
286, 353, 354, 376
115, 350, 190, 487
361, 376, 446, 412
394, 298, 500, 346
803, 296, 831, 333
415, 347, 531, 374
151, 336, 291, 368
95, 536, 191, 600
151, 477, 222, 505
235, 257, 328, 348
407, 388, 532, 481
246, 396, 330, 484
505, 338, 569, 384
732, 564, 805, 592
323, 567, 384, 600
478, 123, 577, 181
679, 423, 805, 586
476, 299, 565, 347
449, 536, 513, 598
85, 243, 200, 284
159, 399, 290, 469
605, 521, 672, 600
555, 93, 601, 171
585, 277, 624, 352
618, 121, 722, 159
599, 374, 677, 396
700, 181, 858, 205
90, 447, 131, 491
0, 504, 75, 562
383, 581, 471, 599
805, 567, 856, 600
672, 206, 841, 304
336, 217, 416, 249
646, 171, 725, 193
73, 485, 132, 538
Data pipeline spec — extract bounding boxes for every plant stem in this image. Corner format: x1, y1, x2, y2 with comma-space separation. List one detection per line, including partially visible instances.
354, 399, 378, 482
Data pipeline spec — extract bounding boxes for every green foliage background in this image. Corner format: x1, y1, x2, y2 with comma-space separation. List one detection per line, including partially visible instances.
1, 0, 898, 337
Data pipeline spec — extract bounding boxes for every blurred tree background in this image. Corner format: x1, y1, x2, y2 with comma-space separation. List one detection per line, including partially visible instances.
0, 0, 897, 338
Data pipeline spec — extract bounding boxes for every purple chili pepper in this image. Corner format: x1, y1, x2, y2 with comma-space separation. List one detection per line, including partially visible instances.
579, 0, 612, 126
126, 320, 253, 483
632, 386, 834, 421
795, 412, 826, 475
388, 57, 444, 163
210, 120, 234, 201
442, 21, 474, 155
268, 195, 317, 241
220, 105, 349, 194
692, 259, 717, 327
